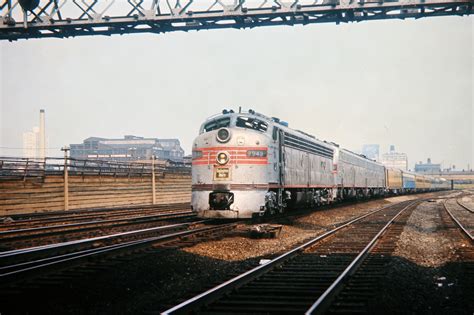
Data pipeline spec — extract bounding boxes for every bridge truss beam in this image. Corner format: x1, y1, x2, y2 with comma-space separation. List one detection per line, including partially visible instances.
0, 0, 472, 41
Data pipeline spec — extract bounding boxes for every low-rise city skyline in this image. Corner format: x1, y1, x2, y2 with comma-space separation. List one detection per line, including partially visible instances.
70, 135, 184, 162
15, 108, 471, 172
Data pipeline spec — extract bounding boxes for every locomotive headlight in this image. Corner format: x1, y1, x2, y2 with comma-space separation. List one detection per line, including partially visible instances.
247, 150, 267, 158
216, 151, 230, 165
216, 128, 231, 143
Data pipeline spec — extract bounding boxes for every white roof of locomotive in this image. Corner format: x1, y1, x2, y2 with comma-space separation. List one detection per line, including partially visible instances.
203, 110, 336, 150
203, 110, 382, 167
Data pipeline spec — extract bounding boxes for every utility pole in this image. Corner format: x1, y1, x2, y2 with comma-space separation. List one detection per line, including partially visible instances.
152, 155, 156, 205
61, 146, 70, 210
39, 109, 46, 160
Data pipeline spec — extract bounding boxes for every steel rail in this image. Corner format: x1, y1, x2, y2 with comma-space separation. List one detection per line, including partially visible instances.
456, 198, 474, 214
0, 237, 151, 275
444, 199, 474, 241
304, 200, 418, 314
4, 203, 190, 222
1, 207, 190, 229
162, 199, 415, 314
0, 223, 237, 278
0, 210, 195, 239
0, 220, 208, 258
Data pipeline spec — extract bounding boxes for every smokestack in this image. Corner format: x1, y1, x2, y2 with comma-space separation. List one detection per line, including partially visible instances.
39, 109, 46, 159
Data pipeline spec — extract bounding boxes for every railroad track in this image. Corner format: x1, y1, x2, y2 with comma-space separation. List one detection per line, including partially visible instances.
444, 198, 474, 241
0, 193, 443, 251
0, 209, 197, 250
1, 192, 462, 314
0, 220, 237, 287
0, 202, 190, 230
163, 199, 421, 314
312, 196, 473, 314
456, 198, 474, 214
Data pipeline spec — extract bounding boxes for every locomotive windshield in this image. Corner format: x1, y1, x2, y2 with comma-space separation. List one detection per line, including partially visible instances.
203, 117, 231, 132
236, 116, 268, 132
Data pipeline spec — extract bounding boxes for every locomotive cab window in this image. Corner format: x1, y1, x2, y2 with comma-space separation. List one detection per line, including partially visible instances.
203, 117, 231, 133
272, 127, 279, 141
236, 116, 268, 132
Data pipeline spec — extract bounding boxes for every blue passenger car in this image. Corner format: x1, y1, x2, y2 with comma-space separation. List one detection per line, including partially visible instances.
402, 171, 416, 190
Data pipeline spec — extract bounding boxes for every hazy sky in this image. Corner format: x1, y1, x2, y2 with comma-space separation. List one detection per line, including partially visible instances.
0, 16, 472, 170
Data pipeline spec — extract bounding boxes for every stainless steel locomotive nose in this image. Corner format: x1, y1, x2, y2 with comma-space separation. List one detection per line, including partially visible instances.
216, 128, 231, 143
216, 151, 230, 165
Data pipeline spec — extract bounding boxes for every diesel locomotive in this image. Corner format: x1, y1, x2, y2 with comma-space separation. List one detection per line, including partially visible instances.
191, 109, 449, 219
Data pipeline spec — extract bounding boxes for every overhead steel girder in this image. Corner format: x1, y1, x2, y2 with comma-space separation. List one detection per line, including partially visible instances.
0, 0, 472, 41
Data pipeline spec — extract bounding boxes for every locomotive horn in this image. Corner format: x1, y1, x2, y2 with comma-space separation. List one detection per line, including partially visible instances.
19, 0, 40, 11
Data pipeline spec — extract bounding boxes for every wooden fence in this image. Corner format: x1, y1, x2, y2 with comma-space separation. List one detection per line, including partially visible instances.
0, 157, 191, 216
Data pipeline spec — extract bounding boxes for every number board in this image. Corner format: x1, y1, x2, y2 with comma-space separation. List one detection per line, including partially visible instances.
214, 167, 231, 180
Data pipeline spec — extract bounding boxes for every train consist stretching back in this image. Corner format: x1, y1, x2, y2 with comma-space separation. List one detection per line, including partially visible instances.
191, 110, 449, 219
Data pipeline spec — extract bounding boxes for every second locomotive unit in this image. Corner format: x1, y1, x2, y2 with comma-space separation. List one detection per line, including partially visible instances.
191, 109, 447, 219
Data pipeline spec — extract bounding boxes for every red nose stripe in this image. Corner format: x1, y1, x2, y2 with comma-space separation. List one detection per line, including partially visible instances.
192, 160, 268, 165
193, 146, 268, 165
194, 146, 268, 151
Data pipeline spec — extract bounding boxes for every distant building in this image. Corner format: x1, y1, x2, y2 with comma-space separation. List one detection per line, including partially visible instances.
362, 144, 380, 161
22, 109, 47, 159
183, 154, 192, 165
415, 158, 441, 173
70, 135, 185, 162
23, 127, 40, 158
381, 145, 408, 171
